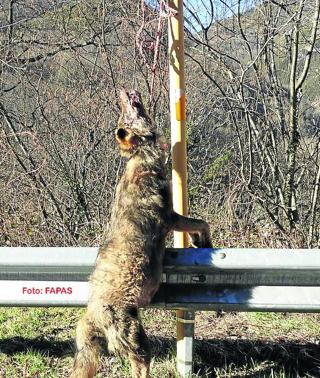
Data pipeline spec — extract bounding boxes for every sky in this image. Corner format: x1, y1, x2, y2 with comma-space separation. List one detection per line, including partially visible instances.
147, 0, 259, 30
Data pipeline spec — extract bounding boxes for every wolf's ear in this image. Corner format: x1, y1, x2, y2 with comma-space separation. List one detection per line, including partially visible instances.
119, 89, 129, 113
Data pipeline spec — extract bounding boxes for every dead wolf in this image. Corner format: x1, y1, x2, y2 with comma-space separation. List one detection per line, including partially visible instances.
70, 89, 212, 378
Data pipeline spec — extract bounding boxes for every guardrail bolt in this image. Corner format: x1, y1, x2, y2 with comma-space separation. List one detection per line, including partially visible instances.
218, 252, 226, 259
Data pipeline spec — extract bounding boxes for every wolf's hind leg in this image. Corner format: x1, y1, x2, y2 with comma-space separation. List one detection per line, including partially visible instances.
70, 311, 101, 378
104, 306, 151, 378
127, 323, 150, 378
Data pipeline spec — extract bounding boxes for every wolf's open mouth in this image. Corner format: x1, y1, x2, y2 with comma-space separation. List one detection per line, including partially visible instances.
129, 91, 141, 109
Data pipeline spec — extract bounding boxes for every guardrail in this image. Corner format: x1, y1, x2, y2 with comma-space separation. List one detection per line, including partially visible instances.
1, 247, 320, 375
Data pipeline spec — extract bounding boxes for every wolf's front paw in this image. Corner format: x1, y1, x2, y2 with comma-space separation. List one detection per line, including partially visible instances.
189, 230, 212, 248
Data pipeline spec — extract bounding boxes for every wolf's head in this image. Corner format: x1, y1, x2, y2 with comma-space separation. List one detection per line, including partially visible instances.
116, 89, 166, 157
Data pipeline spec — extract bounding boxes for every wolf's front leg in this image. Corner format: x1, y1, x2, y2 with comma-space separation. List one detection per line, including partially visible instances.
169, 212, 212, 248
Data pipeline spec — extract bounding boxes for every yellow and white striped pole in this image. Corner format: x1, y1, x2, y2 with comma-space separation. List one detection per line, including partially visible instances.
168, 0, 194, 376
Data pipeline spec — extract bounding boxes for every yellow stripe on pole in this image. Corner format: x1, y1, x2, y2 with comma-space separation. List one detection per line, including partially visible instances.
175, 90, 186, 121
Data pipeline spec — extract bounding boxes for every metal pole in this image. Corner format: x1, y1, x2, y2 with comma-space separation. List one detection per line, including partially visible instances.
168, 1, 194, 376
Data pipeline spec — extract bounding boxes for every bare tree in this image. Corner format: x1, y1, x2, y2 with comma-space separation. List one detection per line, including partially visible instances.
184, 0, 320, 245
0, 0, 168, 246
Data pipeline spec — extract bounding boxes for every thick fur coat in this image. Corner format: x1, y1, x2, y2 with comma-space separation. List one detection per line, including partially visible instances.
70, 89, 212, 378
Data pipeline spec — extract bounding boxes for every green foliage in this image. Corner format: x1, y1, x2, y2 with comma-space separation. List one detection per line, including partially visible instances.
246, 312, 319, 335
204, 151, 233, 182
189, 151, 232, 203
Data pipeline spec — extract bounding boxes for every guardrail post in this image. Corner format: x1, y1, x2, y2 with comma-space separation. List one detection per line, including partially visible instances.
176, 310, 195, 376
168, 0, 194, 376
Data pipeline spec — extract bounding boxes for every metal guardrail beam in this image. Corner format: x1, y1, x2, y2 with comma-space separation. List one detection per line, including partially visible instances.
0, 247, 320, 311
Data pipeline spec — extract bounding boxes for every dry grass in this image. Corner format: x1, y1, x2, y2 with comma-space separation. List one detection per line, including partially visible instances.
193, 312, 320, 377
0, 308, 320, 377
